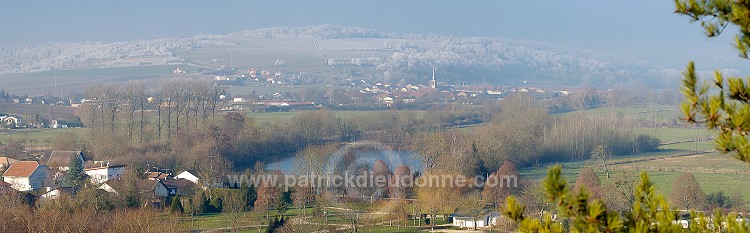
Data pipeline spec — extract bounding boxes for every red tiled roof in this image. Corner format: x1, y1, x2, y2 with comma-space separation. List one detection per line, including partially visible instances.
3, 161, 41, 177
145, 172, 160, 179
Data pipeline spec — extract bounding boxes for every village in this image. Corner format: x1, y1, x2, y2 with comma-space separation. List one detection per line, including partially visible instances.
0, 66, 583, 131
0, 151, 203, 207
202, 66, 574, 109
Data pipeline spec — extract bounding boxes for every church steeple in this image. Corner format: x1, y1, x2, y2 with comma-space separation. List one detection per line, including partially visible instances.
428, 67, 437, 88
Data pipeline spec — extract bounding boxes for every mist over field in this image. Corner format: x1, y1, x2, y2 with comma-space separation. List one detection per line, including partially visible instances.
0, 25, 692, 88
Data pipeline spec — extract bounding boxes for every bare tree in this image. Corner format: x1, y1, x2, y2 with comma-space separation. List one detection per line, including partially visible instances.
603, 171, 638, 212
573, 167, 603, 199
123, 83, 142, 145
223, 192, 246, 233
132, 83, 147, 143
101, 84, 121, 133
388, 165, 413, 199
590, 145, 612, 178
482, 161, 520, 208
371, 160, 392, 199
458, 191, 485, 230
669, 173, 706, 210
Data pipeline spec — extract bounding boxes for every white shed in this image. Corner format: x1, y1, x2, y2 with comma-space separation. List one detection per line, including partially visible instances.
451, 211, 501, 229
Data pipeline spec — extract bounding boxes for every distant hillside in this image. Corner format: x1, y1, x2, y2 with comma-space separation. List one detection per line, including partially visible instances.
0, 24, 683, 88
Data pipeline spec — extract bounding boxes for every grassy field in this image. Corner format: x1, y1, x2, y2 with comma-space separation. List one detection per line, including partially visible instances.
0, 65, 178, 95
634, 127, 713, 142
660, 140, 715, 150
178, 38, 333, 76
0, 110, 425, 148
520, 114, 750, 202
569, 105, 684, 124
0, 38, 410, 97
226, 83, 319, 96
0, 128, 88, 146
634, 126, 716, 150
176, 37, 408, 83
0, 103, 79, 121
521, 150, 750, 202
179, 205, 453, 233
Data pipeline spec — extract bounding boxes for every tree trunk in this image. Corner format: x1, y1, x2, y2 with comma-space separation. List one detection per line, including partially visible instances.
156, 100, 163, 141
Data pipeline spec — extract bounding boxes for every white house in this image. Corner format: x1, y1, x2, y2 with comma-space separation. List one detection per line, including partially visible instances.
48, 151, 84, 172
451, 211, 501, 229
84, 164, 126, 184
175, 170, 221, 188
175, 170, 200, 184
2, 161, 51, 192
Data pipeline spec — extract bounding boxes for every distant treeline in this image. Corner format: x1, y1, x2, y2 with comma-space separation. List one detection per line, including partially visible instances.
411, 94, 660, 176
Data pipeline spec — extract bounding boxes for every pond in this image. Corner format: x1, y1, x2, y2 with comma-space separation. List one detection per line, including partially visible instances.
265, 147, 423, 174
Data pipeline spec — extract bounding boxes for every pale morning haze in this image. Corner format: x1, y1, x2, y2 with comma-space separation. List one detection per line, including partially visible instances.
0, 1, 744, 72
0, 1, 749, 232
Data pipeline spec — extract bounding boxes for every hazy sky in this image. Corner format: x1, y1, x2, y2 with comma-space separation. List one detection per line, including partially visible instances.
0, 0, 746, 71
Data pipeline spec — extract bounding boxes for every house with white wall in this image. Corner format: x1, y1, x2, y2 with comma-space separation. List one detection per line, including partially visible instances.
2, 161, 51, 192
175, 170, 222, 188
175, 170, 199, 184
84, 164, 126, 184
451, 211, 501, 229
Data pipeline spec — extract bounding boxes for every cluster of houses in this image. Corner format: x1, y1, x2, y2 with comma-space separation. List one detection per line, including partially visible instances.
0, 151, 507, 229
0, 151, 210, 205
175, 66, 290, 86
4, 95, 83, 107
0, 115, 70, 129
343, 80, 571, 107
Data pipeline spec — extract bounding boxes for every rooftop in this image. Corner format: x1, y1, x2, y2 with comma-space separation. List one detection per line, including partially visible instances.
3, 161, 43, 177
48, 151, 82, 168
